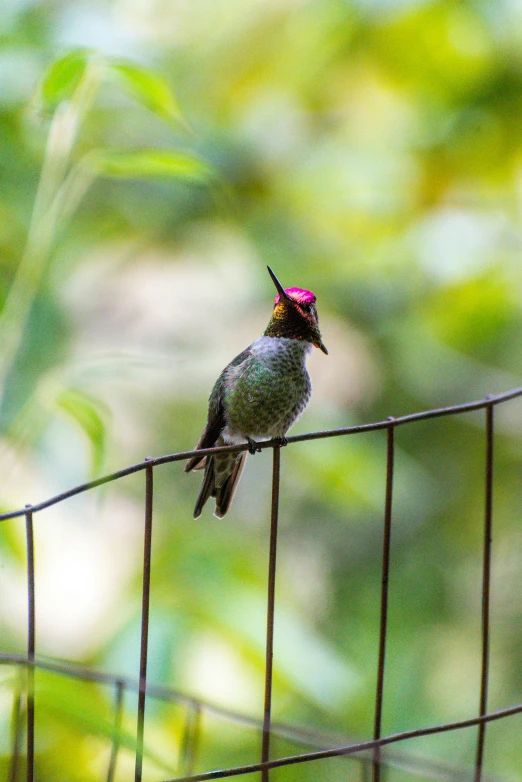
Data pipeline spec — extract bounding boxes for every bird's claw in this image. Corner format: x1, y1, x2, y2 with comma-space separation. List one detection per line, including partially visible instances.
247, 438, 262, 455
274, 436, 288, 447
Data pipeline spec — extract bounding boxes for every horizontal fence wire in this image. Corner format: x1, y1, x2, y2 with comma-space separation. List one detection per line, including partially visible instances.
1, 385, 521, 524
1, 387, 522, 782
0, 653, 512, 782
164, 701, 522, 782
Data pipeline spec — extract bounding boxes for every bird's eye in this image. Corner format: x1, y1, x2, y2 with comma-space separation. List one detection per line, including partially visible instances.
301, 303, 311, 314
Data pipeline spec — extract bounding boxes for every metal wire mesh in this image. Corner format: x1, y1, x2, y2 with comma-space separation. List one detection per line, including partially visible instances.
1, 386, 522, 782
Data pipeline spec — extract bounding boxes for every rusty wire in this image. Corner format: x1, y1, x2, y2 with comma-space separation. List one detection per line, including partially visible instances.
1, 386, 522, 781
8, 669, 23, 782
24, 505, 35, 782
261, 445, 281, 782
107, 680, 125, 782
135, 459, 154, 782
0, 652, 511, 781
373, 423, 394, 782
475, 403, 494, 781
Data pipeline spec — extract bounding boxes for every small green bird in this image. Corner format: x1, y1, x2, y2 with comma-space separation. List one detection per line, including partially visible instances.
185, 266, 327, 518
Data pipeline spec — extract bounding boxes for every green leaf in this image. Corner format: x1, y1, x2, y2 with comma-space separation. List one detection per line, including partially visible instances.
55, 388, 108, 476
111, 61, 183, 124
85, 148, 214, 182
40, 50, 92, 109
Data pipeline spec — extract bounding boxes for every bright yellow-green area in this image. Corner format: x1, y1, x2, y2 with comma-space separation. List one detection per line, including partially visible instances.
1, 1, 522, 780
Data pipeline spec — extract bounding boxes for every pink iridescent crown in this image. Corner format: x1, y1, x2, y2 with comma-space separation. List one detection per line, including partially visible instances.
275, 287, 316, 305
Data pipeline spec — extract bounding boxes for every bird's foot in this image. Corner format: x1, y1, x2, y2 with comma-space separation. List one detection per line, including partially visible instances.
247, 437, 262, 455
274, 436, 288, 447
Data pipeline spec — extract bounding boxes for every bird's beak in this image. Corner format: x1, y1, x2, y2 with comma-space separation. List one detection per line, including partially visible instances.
267, 266, 291, 301
316, 339, 328, 355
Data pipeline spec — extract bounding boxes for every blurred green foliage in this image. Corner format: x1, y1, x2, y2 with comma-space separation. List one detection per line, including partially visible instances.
1, 0, 522, 779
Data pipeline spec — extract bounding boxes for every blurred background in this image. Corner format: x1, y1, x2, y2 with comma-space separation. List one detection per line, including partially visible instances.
1, 0, 522, 779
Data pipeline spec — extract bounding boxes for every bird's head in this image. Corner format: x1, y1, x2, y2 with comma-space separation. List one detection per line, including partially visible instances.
264, 266, 328, 354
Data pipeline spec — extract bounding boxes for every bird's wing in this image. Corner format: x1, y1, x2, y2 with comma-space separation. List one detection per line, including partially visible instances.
185, 347, 252, 473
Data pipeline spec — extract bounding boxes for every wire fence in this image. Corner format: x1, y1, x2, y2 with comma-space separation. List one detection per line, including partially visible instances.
1, 386, 522, 782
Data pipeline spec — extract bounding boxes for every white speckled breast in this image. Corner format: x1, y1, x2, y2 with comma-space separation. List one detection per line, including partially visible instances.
222, 337, 312, 443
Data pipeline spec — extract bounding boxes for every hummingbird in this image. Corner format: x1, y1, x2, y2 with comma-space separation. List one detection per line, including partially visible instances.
185, 266, 327, 519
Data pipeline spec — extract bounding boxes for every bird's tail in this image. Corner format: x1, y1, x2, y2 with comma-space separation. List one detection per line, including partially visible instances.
193, 452, 247, 519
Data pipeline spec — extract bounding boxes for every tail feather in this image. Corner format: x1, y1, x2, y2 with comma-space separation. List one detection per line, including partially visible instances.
185, 434, 209, 472
192, 452, 247, 519
189, 455, 207, 471
185, 397, 226, 473
193, 456, 217, 519
214, 453, 246, 519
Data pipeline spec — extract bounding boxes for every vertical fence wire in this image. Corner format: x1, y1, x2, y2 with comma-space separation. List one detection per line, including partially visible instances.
261, 445, 281, 782
373, 423, 395, 782
0, 388, 520, 782
9, 672, 24, 782
180, 703, 202, 777
135, 460, 154, 782
25, 505, 35, 782
474, 404, 494, 782
107, 680, 125, 782
361, 757, 371, 782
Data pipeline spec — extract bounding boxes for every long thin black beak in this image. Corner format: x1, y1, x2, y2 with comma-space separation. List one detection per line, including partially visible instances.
267, 266, 290, 300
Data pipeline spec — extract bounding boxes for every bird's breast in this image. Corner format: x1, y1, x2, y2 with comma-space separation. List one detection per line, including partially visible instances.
223, 337, 312, 440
